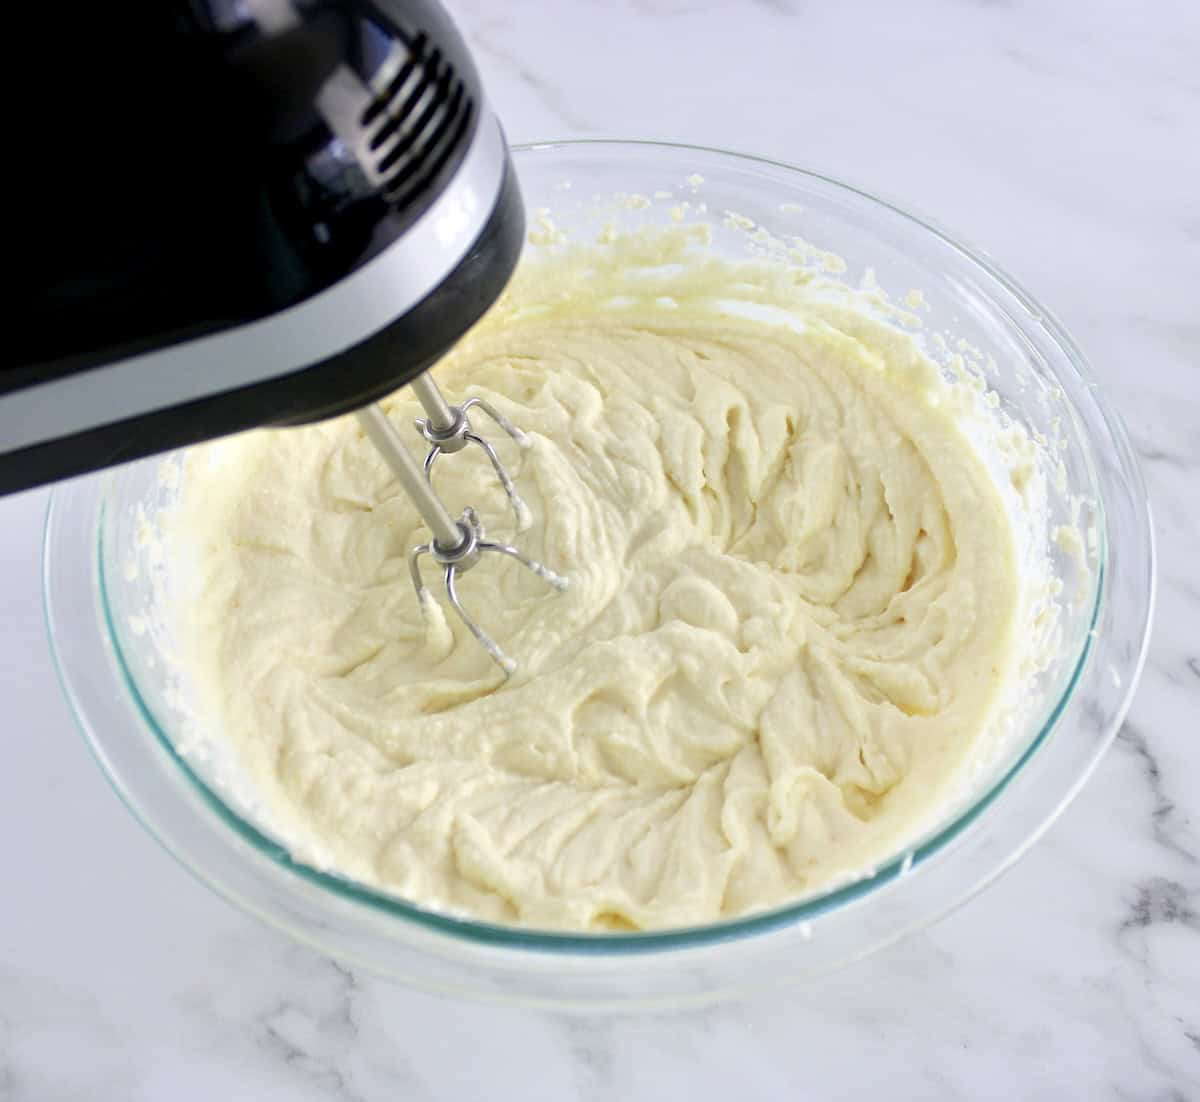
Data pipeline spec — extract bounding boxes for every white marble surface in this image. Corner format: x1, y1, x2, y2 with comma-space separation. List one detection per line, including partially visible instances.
3, 0, 1198, 1098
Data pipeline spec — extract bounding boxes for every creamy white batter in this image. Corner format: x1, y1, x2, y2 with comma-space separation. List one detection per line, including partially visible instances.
169, 225, 1021, 931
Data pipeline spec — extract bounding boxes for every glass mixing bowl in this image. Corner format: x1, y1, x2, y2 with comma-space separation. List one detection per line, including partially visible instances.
43, 141, 1154, 1009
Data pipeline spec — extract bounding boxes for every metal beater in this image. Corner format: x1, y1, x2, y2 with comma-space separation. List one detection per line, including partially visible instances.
410, 375, 533, 532
356, 381, 567, 677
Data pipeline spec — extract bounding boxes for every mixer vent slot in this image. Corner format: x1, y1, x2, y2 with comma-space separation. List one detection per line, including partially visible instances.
361, 32, 475, 210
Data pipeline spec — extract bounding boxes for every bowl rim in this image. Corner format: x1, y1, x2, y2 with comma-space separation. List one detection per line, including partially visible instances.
43, 137, 1153, 960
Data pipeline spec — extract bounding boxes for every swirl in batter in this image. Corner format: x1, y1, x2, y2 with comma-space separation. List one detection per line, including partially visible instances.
172, 228, 1020, 931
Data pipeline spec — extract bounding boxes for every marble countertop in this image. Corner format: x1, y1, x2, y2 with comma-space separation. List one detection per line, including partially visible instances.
3, 1, 1197, 1098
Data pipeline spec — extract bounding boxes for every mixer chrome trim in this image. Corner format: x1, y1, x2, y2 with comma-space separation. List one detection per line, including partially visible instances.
1, 116, 508, 452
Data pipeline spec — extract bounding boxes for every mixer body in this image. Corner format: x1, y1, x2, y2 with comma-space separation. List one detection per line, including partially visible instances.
4, 0, 523, 493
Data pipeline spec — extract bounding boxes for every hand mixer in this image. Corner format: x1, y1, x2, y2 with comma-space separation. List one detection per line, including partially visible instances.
5, 0, 564, 674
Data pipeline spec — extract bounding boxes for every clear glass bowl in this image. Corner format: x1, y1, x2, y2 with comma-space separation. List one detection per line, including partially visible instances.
43, 141, 1154, 1009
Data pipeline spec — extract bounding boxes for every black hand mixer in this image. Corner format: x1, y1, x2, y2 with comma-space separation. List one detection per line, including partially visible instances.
5, 0, 565, 673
